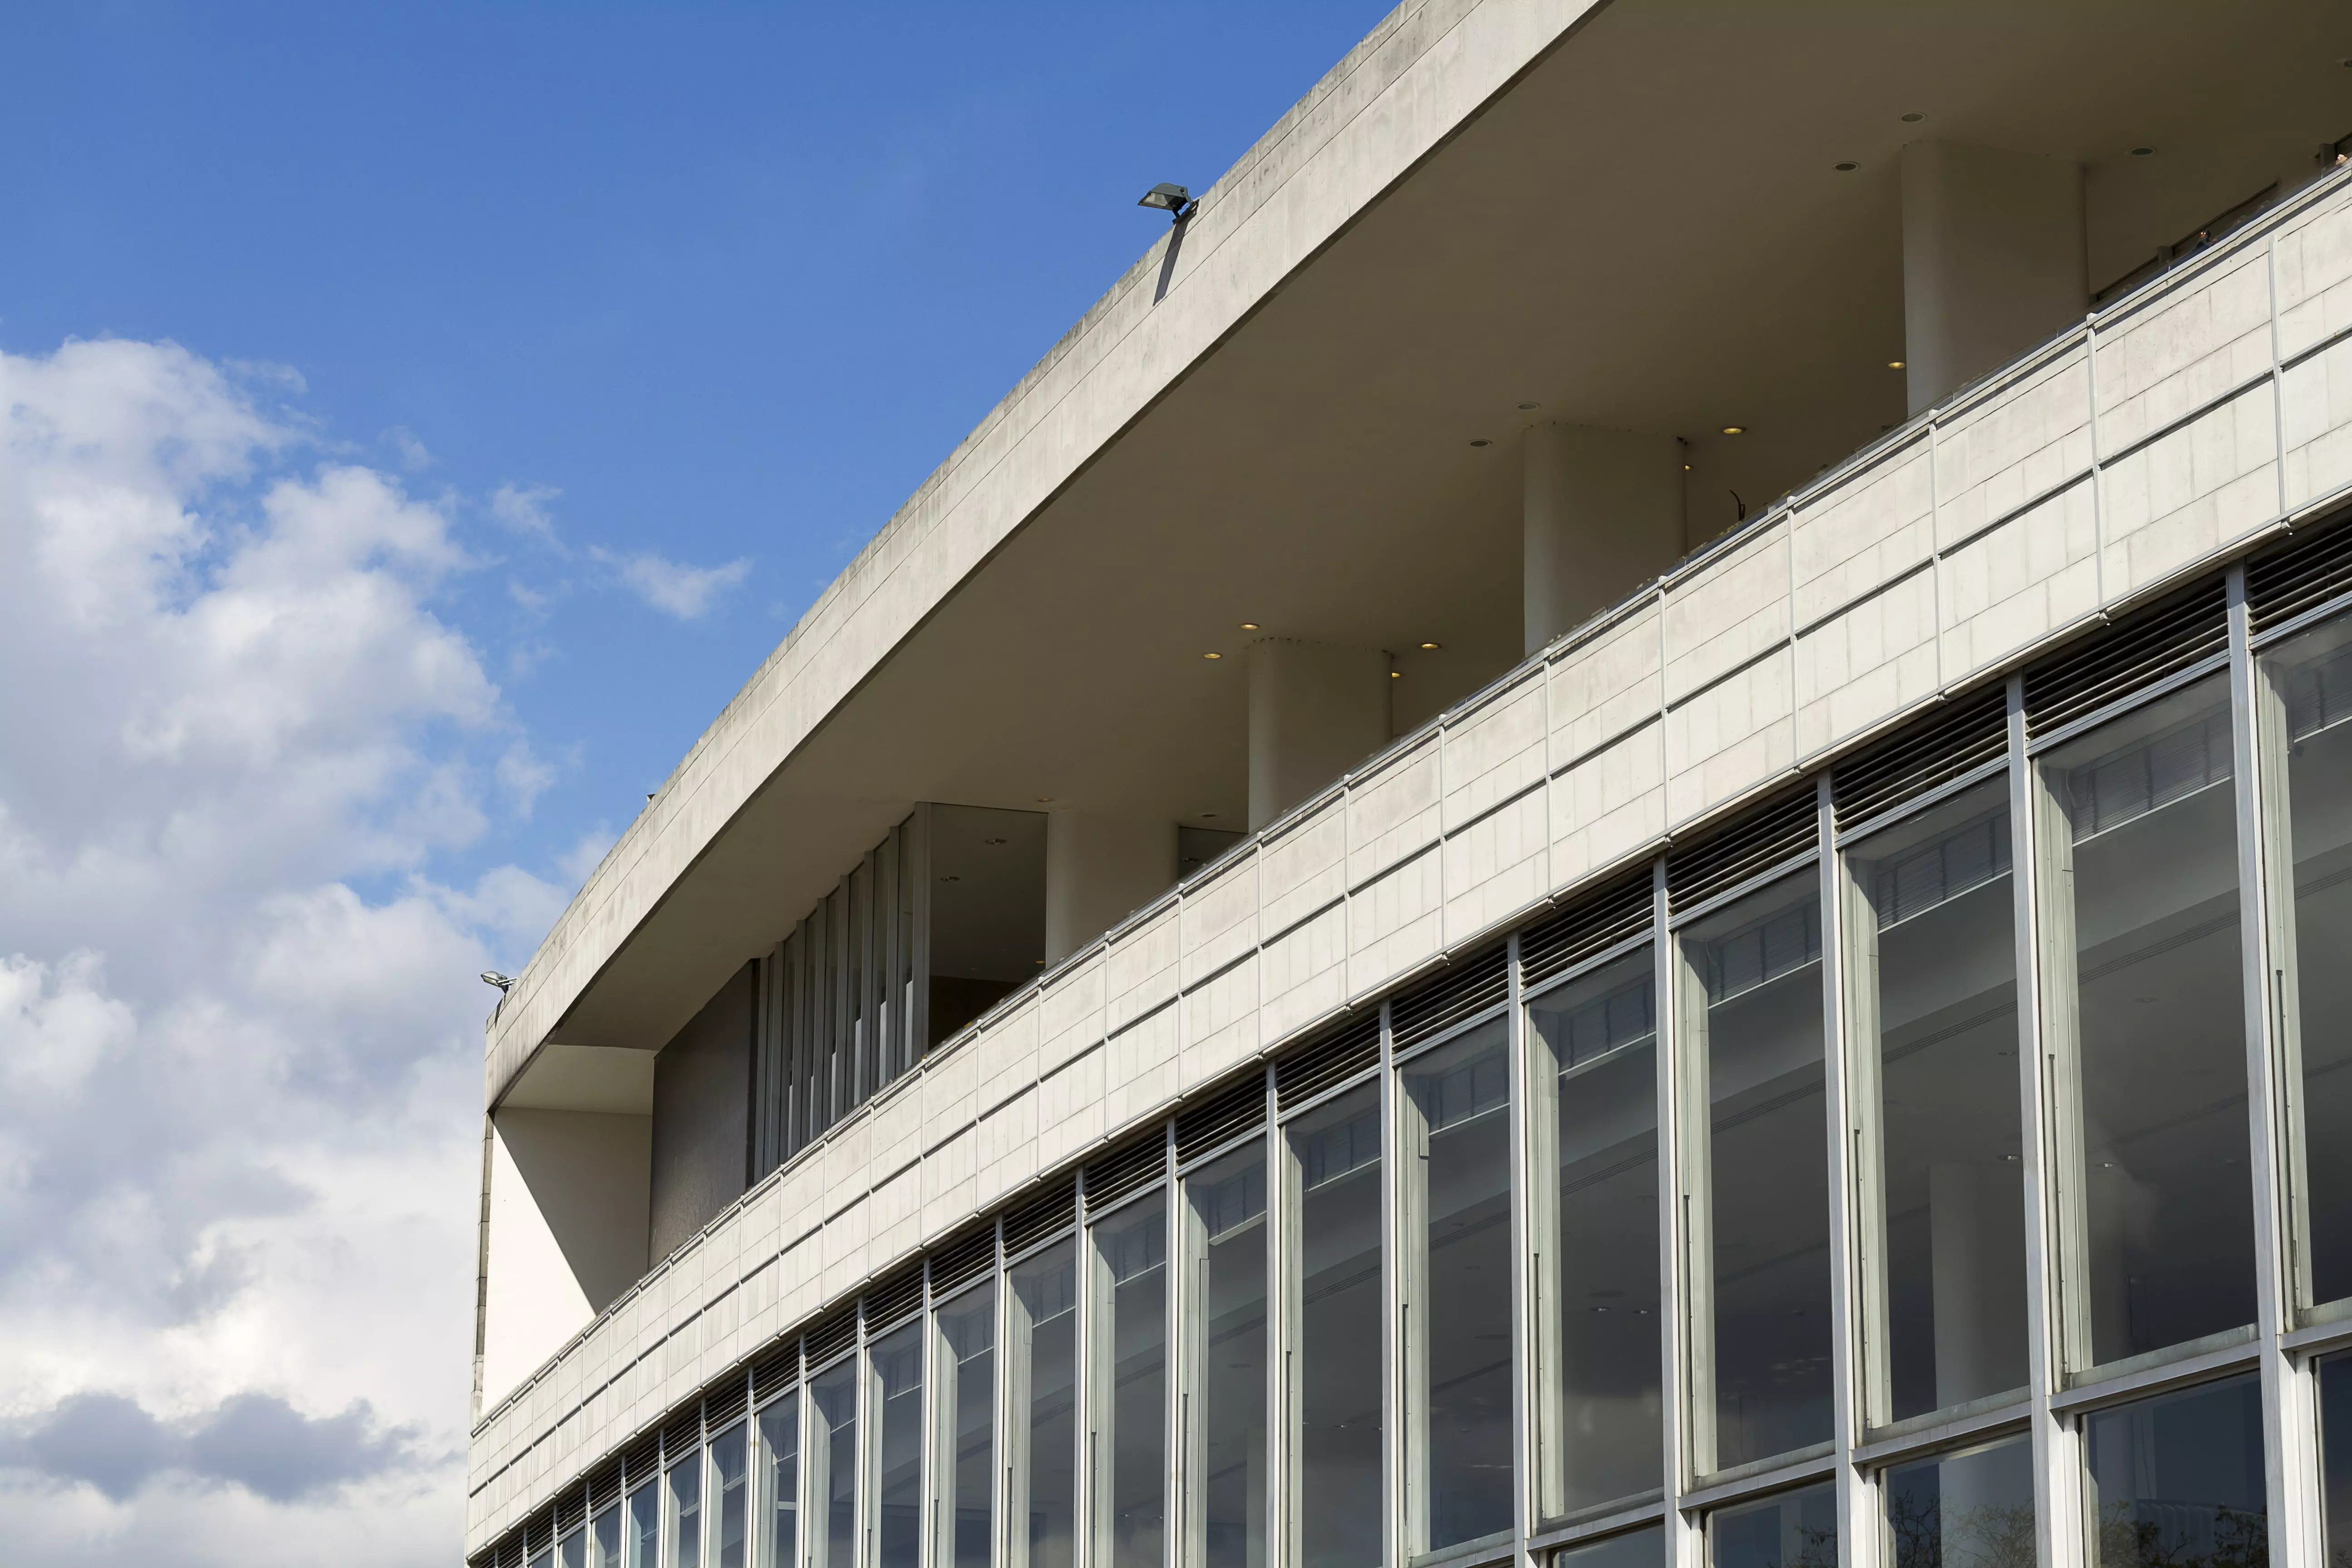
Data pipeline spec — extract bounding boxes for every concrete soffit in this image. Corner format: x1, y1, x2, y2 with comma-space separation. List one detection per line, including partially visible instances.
481, 0, 1608, 1107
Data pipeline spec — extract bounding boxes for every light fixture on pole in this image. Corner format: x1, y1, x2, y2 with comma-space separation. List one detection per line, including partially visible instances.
481, 971, 516, 993
1137, 182, 1198, 222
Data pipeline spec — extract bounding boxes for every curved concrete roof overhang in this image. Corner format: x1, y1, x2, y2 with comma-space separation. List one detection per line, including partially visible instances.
489, 0, 2352, 1107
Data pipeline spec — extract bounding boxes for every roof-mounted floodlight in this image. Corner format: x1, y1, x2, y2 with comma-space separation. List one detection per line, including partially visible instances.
481, 971, 516, 993
1137, 182, 1198, 222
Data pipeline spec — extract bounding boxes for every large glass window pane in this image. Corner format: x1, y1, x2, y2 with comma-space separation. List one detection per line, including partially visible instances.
1186, 1142, 1268, 1568
1682, 873, 1831, 1472
2266, 619, 2352, 1307
1557, 1525, 1666, 1568
1403, 1016, 1515, 1549
1011, 1239, 1079, 1568
626, 1481, 660, 1568
591, 1504, 622, 1568
758, 1392, 800, 1568
1709, 1482, 1836, 1568
1850, 784, 2028, 1423
1289, 1083, 1383, 1568
874, 1322, 924, 1568
1529, 947, 1661, 1517
2319, 1354, 2352, 1565
1094, 1194, 1168, 1568
809, 1358, 860, 1568
561, 1531, 586, 1568
532, 1543, 554, 1568
710, 1423, 749, 1568
1885, 1436, 2034, 1568
2043, 678, 2255, 1367
668, 1449, 706, 1568
2084, 1374, 2266, 1568
938, 1283, 996, 1568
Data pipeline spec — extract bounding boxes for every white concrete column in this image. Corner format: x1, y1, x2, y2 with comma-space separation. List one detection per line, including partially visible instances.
1247, 638, 1391, 830
1045, 810, 1176, 963
1900, 140, 2086, 416
1521, 422, 1686, 657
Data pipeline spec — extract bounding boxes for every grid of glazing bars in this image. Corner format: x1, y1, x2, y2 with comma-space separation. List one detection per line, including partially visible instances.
479, 512, 2352, 1568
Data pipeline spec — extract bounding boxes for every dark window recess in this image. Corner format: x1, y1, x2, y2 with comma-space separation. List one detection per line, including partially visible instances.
662, 1405, 701, 1460
928, 1220, 998, 1299
2091, 182, 2279, 306
1179, 825, 1245, 881
2023, 579, 2227, 737
1275, 1014, 1382, 1110
1520, 872, 1653, 992
864, 1258, 926, 1333
1832, 684, 2009, 831
751, 1343, 798, 1406
2250, 506, 2352, 634
1666, 785, 1818, 913
1391, 945, 1509, 1054
1003, 1176, 1078, 1258
705, 1374, 748, 1433
622, 1433, 661, 1490
556, 1489, 585, 1535
588, 1458, 624, 1514
1175, 1073, 1267, 1164
1084, 1127, 1168, 1213
804, 1306, 858, 1371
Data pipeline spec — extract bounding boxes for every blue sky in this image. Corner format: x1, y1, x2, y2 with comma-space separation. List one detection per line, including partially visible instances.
0, 5, 1387, 1560
1, 0, 1384, 925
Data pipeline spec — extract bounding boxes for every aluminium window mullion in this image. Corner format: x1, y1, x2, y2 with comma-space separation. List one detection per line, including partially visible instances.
1651, 856, 1704, 1568
1816, 773, 1878, 1568
1382, 997, 1413, 1568
1507, 930, 1537, 1555
1524, 926, 1567, 1525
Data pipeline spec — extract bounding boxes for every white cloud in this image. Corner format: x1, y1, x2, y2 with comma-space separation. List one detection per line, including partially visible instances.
592, 544, 750, 618
488, 482, 560, 545
0, 337, 577, 1564
384, 427, 433, 471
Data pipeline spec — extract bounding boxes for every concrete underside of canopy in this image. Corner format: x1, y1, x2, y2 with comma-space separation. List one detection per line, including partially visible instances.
489, 0, 2352, 1098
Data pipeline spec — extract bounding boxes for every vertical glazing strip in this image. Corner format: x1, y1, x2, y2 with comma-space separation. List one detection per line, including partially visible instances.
1671, 871, 1717, 1480
1080, 1166, 1106, 1568
1651, 858, 1702, 1568
2228, 563, 2325, 1568
1839, 794, 1890, 1432
1815, 774, 1876, 1568
1525, 929, 1566, 1521
1177, 1142, 1205, 1568
878, 830, 901, 1089
910, 805, 933, 1067
1259, 1069, 1285, 1568
1506, 930, 1535, 1550
2025, 681, 2091, 1381
1162, 1122, 1179, 1568
1393, 998, 1430, 1559
2007, 671, 2082, 1568
1381, 998, 1410, 1568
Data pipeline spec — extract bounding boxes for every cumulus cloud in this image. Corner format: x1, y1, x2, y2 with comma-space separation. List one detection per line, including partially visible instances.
593, 544, 750, 618
0, 337, 575, 1564
489, 481, 560, 544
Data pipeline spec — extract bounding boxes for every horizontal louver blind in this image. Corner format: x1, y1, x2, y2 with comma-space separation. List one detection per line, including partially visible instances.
1666, 785, 1818, 912
2249, 510, 2352, 633
1390, 946, 1509, 1054
660, 1406, 699, 1460
555, 1489, 586, 1535
929, 1221, 996, 1298
587, 1458, 623, 1515
704, 1373, 748, 1434
1832, 685, 2009, 830
750, 1342, 798, 1406
622, 1433, 660, 1491
1003, 1178, 1077, 1257
1176, 1074, 1266, 1164
1084, 1128, 1167, 1213
863, 1259, 925, 1333
1275, 1014, 1380, 1110
1520, 873, 1652, 991
803, 1306, 857, 1370
2023, 579, 2227, 736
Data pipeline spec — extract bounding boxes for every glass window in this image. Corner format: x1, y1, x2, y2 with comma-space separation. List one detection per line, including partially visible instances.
667, 1449, 706, 1568
1884, 1436, 2034, 1568
532, 1544, 554, 1568
873, 1321, 924, 1568
626, 1480, 660, 1568
2083, 1374, 2266, 1568
2263, 618, 2352, 1308
1681, 872, 1832, 1472
1186, 1141, 1268, 1568
758, 1392, 799, 1568
2320, 1354, 2352, 1566
1529, 947, 1662, 1518
592, 1503, 622, 1568
1402, 1015, 1516, 1550
1011, 1239, 1079, 1568
1289, 1082, 1383, 1568
1556, 1524, 1666, 1568
1093, 1194, 1168, 1568
561, 1532, 586, 1568
938, 1283, 996, 1568
1849, 783, 2029, 1424
1709, 1482, 1837, 1568
809, 1357, 860, 1568
711, 1422, 749, 1568
2041, 678, 2256, 1367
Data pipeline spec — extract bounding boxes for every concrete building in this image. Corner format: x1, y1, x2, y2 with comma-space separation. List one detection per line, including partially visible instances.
465, 7, 2352, 1568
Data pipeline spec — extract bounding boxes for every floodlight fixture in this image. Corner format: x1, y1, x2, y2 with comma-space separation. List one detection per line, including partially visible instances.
482, 971, 516, 993
1138, 182, 1198, 222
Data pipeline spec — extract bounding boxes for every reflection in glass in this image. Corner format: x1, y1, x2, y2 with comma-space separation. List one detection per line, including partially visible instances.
1852, 784, 2028, 1421
1710, 1482, 1837, 1568
1684, 873, 1831, 1471
1290, 1083, 1383, 1568
532, 1544, 553, 1568
758, 1391, 799, 1568
561, 1532, 586, 1568
1012, 1239, 1078, 1568
1529, 947, 1661, 1516
1096, 1195, 1168, 1568
809, 1357, 859, 1568
938, 1284, 996, 1568
1558, 1524, 1666, 1568
591, 1504, 622, 1568
711, 1422, 749, 1568
626, 1481, 659, 1568
2320, 1355, 2352, 1567
874, 1322, 924, 1568
2084, 1375, 2266, 1568
1404, 1016, 1516, 1548
1188, 1142, 1268, 1568
667, 1450, 705, 1568
1885, 1437, 2036, 1568
2044, 679, 2255, 1365
2269, 621, 2352, 1306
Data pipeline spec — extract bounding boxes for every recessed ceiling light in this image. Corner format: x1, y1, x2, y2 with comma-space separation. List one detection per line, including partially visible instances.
1900, 112, 1925, 123
1201, 651, 1222, 660
1887, 359, 1906, 369
1034, 797, 1054, 804
1469, 438, 1493, 448
1239, 621, 1260, 630
2131, 146, 2156, 157
1419, 641, 1441, 650
1683, 463, 1692, 471
1516, 401, 1539, 410
1391, 670, 1403, 679
1721, 425, 1745, 436
1834, 161, 1859, 172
